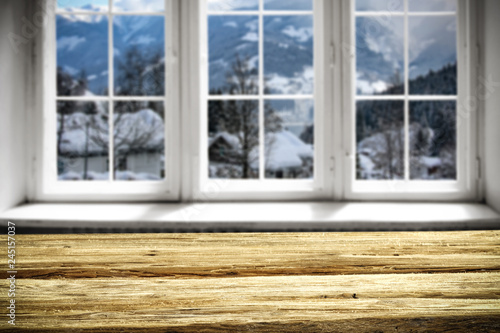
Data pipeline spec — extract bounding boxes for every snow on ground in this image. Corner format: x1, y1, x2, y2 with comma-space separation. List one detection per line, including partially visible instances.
357, 128, 404, 180
115, 171, 162, 181
419, 156, 442, 169
58, 171, 109, 181
358, 154, 376, 179
58, 171, 161, 181
357, 123, 454, 180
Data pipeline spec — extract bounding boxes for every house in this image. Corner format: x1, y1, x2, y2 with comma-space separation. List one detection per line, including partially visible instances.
58, 106, 165, 181
208, 130, 313, 179
265, 130, 313, 179
208, 132, 244, 165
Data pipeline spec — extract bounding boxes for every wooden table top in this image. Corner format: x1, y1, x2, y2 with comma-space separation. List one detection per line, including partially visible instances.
1, 231, 499, 332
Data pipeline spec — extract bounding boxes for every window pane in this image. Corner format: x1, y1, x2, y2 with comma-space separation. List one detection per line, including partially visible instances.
410, 101, 456, 180
264, 15, 313, 95
264, 0, 313, 11
409, 0, 457, 12
356, 101, 405, 180
57, 15, 108, 96
57, 0, 108, 12
356, 0, 404, 12
208, 100, 259, 179
409, 16, 457, 95
265, 100, 314, 179
207, 0, 259, 11
113, 16, 165, 96
113, 0, 164, 12
57, 101, 109, 181
113, 101, 165, 181
208, 16, 259, 95
356, 17, 404, 95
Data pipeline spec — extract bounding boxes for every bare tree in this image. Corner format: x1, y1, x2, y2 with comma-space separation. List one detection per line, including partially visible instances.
209, 54, 285, 179
112, 109, 163, 173
56, 68, 89, 157
116, 46, 164, 99
223, 54, 259, 178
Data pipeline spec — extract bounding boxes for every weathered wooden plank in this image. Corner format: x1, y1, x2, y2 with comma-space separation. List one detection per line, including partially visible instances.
2, 231, 499, 279
4, 317, 500, 333
0, 231, 499, 332
2, 274, 500, 331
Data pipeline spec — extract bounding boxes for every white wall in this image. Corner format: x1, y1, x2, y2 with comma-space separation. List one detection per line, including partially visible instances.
482, 0, 500, 213
0, 0, 28, 212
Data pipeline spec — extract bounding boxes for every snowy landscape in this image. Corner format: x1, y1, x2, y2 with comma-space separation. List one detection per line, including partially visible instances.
56, 97, 165, 181
207, 2, 315, 179
57, 56, 165, 181
56, 0, 457, 182
56, 1, 166, 181
356, 98, 457, 181
355, 1, 458, 181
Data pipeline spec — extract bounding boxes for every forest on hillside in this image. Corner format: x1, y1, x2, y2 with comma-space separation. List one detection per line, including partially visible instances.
356, 63, 457, 181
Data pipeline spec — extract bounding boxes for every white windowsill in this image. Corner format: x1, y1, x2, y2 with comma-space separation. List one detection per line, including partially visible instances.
1, 202, 499, 232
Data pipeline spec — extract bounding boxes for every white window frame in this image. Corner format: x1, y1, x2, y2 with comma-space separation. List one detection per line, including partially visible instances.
35, 0, 180, 202
341, 0, 479, 201
183, 0, 339, 202
30, 0, 479, 203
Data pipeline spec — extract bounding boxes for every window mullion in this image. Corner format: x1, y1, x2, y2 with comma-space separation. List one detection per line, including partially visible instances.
404, 0, 410, 182
108, 0, 115, 181
258, 0, 265, 180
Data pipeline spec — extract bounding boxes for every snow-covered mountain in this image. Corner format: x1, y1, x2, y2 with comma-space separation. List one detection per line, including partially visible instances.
208, 14, 314, 95
57, 14, 164, 95
207, 0, 313, 11
356, 14, 457, 95
58, 1, 314, 96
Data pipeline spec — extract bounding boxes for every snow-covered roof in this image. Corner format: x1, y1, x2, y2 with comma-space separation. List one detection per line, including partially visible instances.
59, 112, 108, 155
59, 108, 164, 155
265, 130, 313, 171
114, 109, 164, 151
208, 131, 241, 150
419, 156, 442, 169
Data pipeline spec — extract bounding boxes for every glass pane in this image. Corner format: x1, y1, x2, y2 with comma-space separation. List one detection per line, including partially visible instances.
265, 100, 314, 179
356, 101, 405, 180
208, 100, 259, 179
113, 0, 164, 12
113, 101, 165, 181
57, 0, 108, 12
208, 16, 259, 95
208, 0, 259, 11
264, 15, 313, 95
409, 16, 457, 95
57, 101, 109, 181
356, 0, 404, 12
264, 0, 313, 11
57, 15, 108, 96
410, 101, 456, 180
113, 16, 165, 96
356, 17, 404, 95
409, 0, 457, 12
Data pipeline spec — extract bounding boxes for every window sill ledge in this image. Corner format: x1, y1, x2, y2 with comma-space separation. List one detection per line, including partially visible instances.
1, 202, 499, 233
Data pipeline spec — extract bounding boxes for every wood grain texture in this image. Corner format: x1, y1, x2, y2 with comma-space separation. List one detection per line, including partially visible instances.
1, 231, 499, 332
